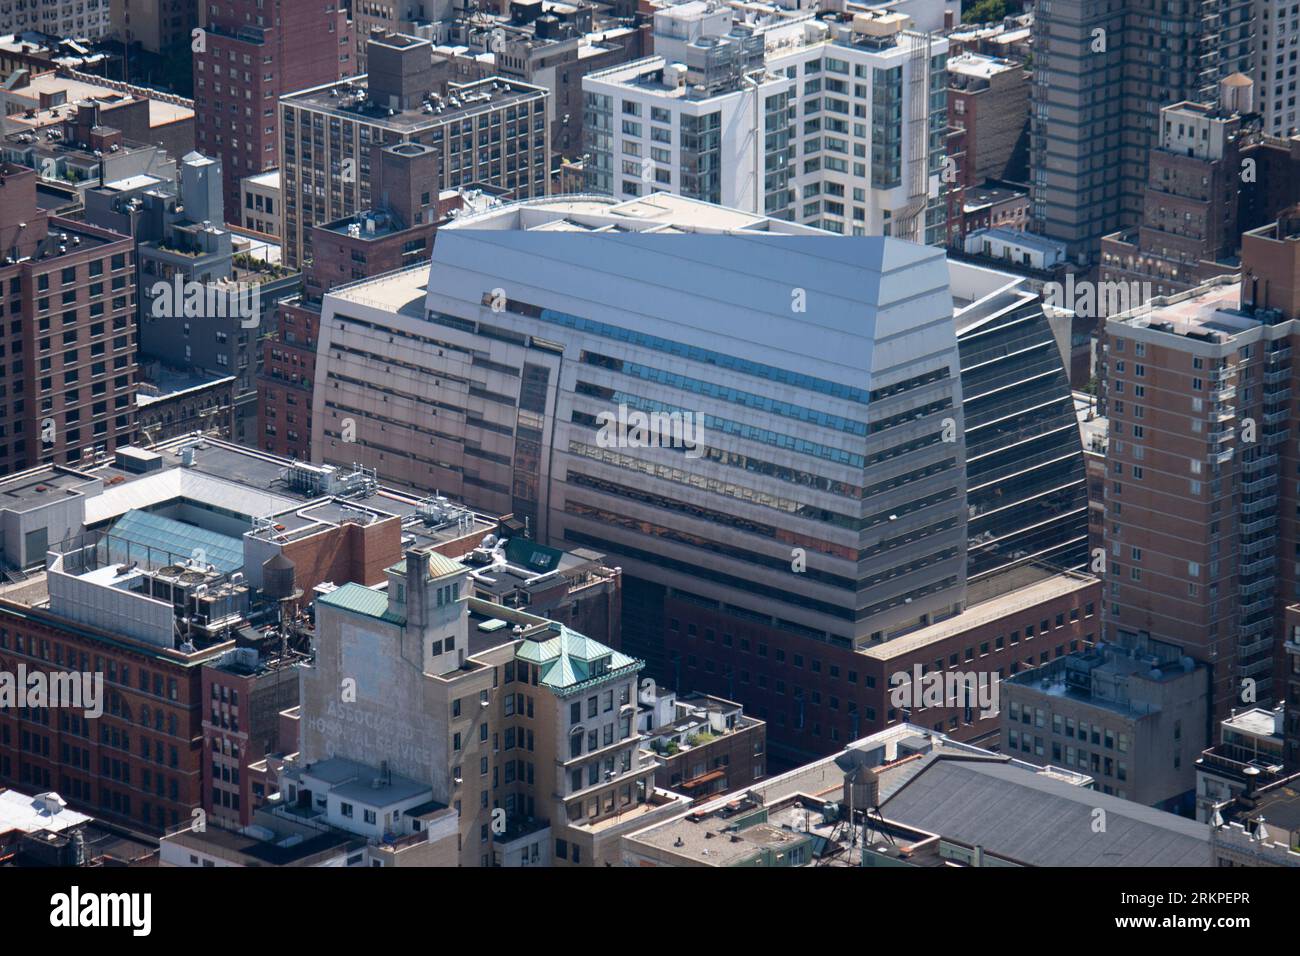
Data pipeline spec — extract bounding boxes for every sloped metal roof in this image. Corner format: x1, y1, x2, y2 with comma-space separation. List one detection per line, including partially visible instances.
880, 757, 1211, 866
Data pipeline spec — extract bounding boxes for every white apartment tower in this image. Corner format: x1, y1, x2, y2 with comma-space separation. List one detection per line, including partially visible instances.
584, 4, 948, 242
0, 0, 110, 37
1255, 0, 1300, 136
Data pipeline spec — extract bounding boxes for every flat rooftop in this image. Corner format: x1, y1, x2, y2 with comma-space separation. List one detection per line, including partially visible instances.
439, 191, 825, 235
1008, 647, 1201, 720
0, 789, 90, 834
243, 169, 280, 189
858, 566, 1097, 660
163, 820, 363, 866
1112, 279, 1253, 338
5, 72, 193, 129
283, 75, 546, 132
1222, 707, 1283, 740
947, 51, 1022, 80
0, 435, 498, 555
963, 185, 1026, 210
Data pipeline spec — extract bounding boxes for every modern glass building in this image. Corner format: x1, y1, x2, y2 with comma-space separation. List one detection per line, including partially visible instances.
311, 195, 1087, 679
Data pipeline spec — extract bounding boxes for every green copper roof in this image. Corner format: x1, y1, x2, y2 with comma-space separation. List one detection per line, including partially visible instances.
515, 623, 639, 691
385, 551, 466, 580
317, 582, 406, 624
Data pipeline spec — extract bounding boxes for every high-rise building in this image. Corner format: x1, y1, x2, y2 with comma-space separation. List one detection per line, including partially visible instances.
1030, 0, 1252, 265
278, 32, 550, 269
584, 6, 948, 242
1101, 210, 1300, 728
307, 192, 1090, 760
113, 0, 197, 55
0, 163, 138, 474
193, 0, 353, 223
1100, 94, 1251, 301
6, 0, 110, 39
1253, 0, 1300, 137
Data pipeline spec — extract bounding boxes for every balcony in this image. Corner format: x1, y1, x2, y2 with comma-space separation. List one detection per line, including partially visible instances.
1240, 494, 1278, 515
1262, 428, 1289, 447
1209, 385, 1237, 403
1240, 475, 1276, 495
1263, 368, 1290, 385
1209, 447, 1234, 466
1206, 426, 1233, 444
1238, 554, 1276, 577
1238, 636, 1274, 658
1261, 408, 1289, 426
1241, 616, 1274, 639
1240, 453, 1278, 474
1240, 514, 1278, 536
1238, 656, 1274, 678
1238, 596, 1273, 617
1268, 345, 1292, 362
1238, 576, 1274, 599
1240, 537, 1274, 558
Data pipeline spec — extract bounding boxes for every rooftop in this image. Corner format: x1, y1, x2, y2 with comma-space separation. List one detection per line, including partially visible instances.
1222, 707, 1285, 741
947, 51, 1022, 81
1111, 278, 1253, 339
282, 74, 547, 132
441, 192, 827, 235
1007, 644, 1204, 720
0, 789, 90, 835
693, 723, 1092, 814
162, 818, 363, 866
515, 621, 640, 691
881, 757, 1211, 866
4, 71, 193, 130
858, 565, 1097, 660
963, 185, 1027, 211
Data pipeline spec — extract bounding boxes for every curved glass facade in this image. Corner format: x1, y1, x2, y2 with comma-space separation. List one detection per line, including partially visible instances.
959, 301, 1089, 578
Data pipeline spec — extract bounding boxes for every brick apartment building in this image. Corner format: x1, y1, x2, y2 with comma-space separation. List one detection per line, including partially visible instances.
194, 0, 354, 222
0, 164, 138, 476
1101, 207, 1300, 731
1100, 97, 1247, 302
201, 640, 302, 829
278, 32, 549, 268
0, 604, 221, 833
1283, 605, 1300, 769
